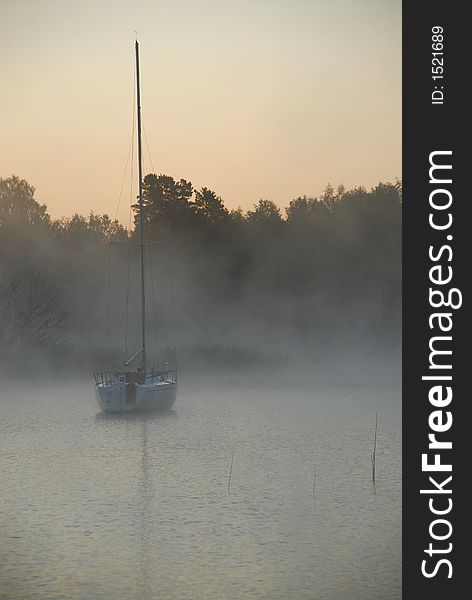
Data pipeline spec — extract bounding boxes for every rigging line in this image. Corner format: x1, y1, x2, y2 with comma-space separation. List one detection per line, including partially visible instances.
125, 248, 140, 356
148, 246, 160, 366
114, 136, 133, 222
142, 119, 156, 174
167, 240, 178, 367
124, 243, 133, 356
125, 84, 137, 356
114, 69, 136, 222
106, 242, 112, 345
129, 70, 136, 231
129, 130, 136, 228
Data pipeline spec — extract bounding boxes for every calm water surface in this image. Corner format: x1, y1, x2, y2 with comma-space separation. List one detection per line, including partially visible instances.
0, 379, 401, 599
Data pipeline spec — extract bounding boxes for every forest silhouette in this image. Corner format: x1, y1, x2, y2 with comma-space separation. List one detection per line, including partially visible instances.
0, 174, 401, 377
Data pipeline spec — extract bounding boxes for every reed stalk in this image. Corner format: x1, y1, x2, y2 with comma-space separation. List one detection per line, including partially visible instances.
371, 412, 378, 484
227, 452, 234, 494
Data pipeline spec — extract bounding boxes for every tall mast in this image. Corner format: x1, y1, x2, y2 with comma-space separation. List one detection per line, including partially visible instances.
135, 40, 146, 370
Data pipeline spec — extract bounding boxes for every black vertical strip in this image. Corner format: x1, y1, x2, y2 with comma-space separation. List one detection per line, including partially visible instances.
403, 2, 467, 598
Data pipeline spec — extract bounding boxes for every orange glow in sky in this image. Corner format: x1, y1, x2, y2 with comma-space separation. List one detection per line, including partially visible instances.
1, 0, 401, 224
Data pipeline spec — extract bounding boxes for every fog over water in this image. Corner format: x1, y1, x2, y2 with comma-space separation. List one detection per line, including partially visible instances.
0, 175, 401, 597
0, 176, 401, 377
1, 2, 402, 591
1, 379, 400, 600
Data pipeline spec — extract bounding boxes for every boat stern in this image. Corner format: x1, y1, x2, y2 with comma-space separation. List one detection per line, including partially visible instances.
94, 371, 133, 412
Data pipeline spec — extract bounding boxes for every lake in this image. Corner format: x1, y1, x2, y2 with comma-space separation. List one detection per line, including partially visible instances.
0, 377, 401, 599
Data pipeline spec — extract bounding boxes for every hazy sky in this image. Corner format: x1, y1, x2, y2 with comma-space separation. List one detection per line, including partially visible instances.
1, 0, 400, 224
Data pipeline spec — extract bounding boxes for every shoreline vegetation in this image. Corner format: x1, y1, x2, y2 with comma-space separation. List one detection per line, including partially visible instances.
1, 174, 401, 383
0, 341, 400, 390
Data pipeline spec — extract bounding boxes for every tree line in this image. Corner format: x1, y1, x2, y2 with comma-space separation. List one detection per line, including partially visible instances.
0, 174, 401, 370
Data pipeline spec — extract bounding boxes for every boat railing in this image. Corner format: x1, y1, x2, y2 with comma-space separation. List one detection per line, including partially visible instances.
148, 368, 177, 384
94, 371, 116, 386
94, 369, 177, 386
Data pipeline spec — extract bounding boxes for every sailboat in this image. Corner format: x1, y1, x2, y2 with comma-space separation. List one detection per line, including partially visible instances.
94, 41, 177, 413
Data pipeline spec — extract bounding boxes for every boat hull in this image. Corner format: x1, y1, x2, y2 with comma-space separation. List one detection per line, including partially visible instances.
96, 374, 177, 413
